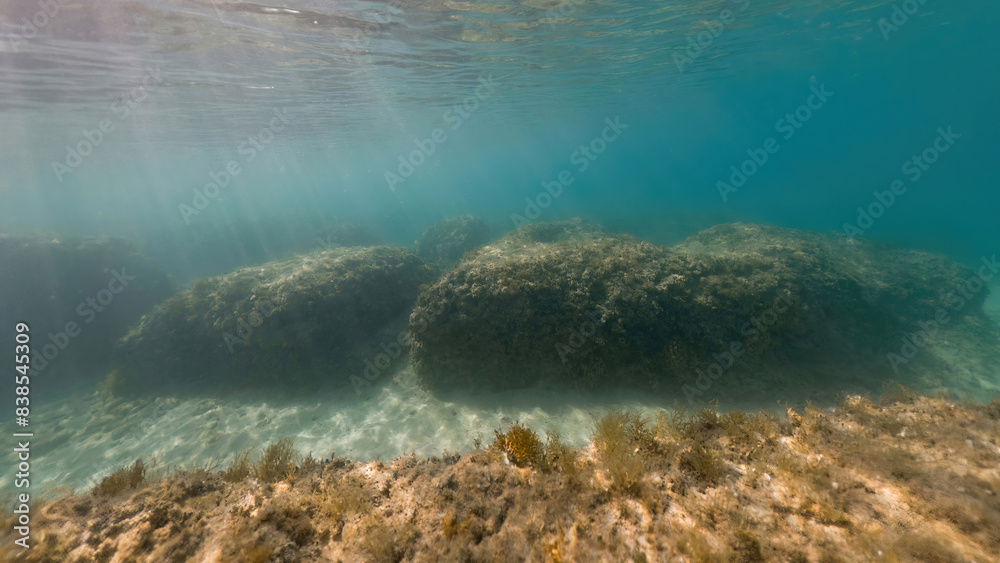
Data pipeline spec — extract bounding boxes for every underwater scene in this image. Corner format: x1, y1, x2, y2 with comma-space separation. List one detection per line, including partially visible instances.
1, 0, 999, 560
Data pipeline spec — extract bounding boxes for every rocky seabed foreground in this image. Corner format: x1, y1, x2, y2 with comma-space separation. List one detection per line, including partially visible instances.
3, 389, 999, 562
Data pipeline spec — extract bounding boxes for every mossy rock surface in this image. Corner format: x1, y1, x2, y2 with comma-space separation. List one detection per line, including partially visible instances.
417, 215, 493, 269
672, 223, 982, 322
111, 246, 437, 394
0, 234, 174, 399
409, 221, 987, 392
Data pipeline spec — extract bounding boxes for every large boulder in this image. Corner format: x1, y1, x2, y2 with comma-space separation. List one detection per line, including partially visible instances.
416, 215, 493, 270
408, 222, 989, 393
0, 234, 174, 401
109, 246, 437, 395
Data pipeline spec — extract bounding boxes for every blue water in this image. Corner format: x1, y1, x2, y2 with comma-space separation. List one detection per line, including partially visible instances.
1, 0, 999, 494
2, 0, 997, 274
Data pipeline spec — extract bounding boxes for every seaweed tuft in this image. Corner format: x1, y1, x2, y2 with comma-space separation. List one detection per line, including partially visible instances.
253, 438, 298, 483
593, 410, 651, 494
490, 422, 545, 468
93, 459, 147, 497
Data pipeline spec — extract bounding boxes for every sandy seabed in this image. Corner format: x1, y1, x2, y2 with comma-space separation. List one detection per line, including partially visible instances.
2, 391, 999, 562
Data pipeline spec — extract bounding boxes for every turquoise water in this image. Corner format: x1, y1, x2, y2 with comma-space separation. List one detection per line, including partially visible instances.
1, 0, 999, 493
3, 0, 997, 265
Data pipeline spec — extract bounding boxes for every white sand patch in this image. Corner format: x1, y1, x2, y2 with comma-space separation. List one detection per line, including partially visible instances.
17, 364, 767, 497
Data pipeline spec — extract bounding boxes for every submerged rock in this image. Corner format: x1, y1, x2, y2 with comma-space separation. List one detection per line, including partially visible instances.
109, 246, 437, 395
416, 215, 493, 269
409, 221, 989, 393
0, 234, 174, 400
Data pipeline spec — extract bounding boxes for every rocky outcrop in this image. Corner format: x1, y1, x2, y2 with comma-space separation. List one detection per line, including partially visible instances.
109, 246, 437, 395
408, 221, 989, 392
0, 234, 174, 400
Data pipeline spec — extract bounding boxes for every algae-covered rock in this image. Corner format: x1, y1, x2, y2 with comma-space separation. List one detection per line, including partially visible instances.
0, 234, 174, 400
416, 215, 492, 269
671, 223, 986, 323
409, 221, 987, 393
110, 246, 437, 395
